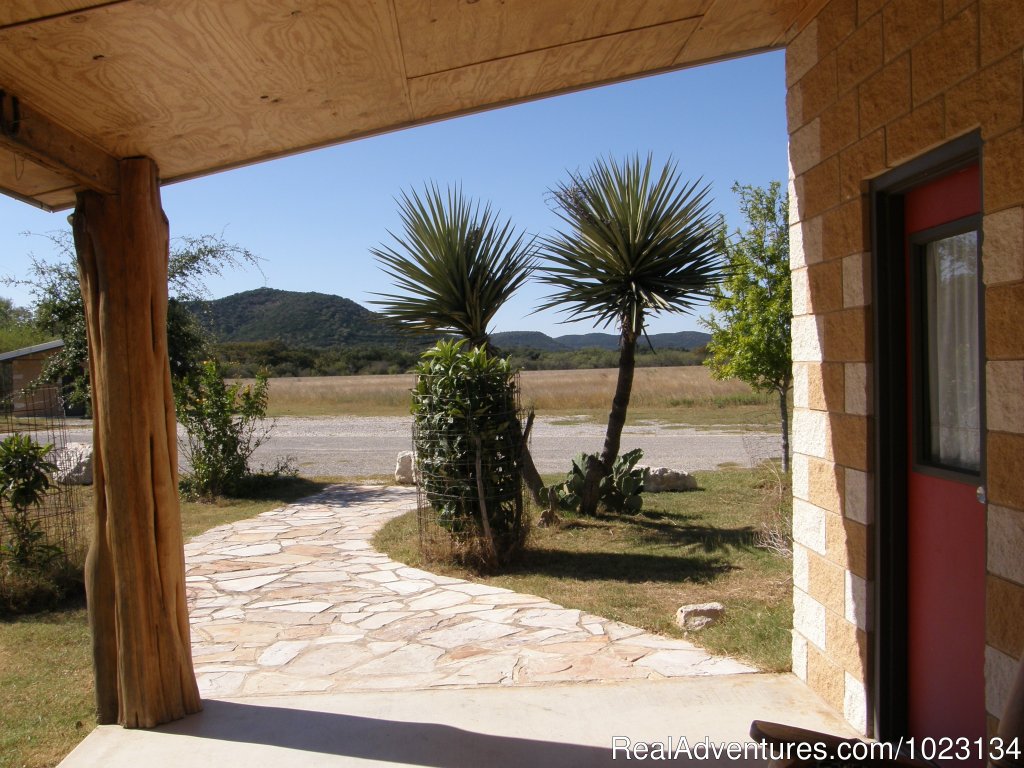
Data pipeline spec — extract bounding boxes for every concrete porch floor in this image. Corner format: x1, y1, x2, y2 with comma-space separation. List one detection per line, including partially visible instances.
60, 485, 856, 766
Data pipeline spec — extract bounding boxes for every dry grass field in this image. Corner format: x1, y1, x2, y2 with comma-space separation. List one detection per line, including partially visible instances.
262, 366, 776, 426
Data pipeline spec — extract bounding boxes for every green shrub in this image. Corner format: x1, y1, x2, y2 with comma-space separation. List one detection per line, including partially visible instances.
552, 448, 648, 515
412, 340, 526, 568
174, 360, 272, 499
0, 434, 77, 613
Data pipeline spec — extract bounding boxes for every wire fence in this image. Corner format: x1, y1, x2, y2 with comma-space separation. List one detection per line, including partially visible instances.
0, 386, 85, 599
412, 370, 527, 570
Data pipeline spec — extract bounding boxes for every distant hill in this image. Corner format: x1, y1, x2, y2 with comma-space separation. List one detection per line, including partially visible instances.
492, 329, 710, 352
187, 288, 405, 348
188, 288, 710, 353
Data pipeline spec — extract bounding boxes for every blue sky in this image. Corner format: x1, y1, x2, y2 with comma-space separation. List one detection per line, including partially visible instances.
1, 51, 787, 337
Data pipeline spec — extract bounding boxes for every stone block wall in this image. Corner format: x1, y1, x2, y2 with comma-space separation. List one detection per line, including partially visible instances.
787, 0, 1023, 736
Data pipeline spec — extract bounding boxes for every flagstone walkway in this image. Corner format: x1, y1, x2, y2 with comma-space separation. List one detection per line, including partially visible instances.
185, 485, 754, 699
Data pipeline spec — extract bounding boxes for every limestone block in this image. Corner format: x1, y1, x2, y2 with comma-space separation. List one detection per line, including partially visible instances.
844, 672, 870, 735
792, 266, 810, 316
844, 362, 870, 415
988, 504, 1024, 586
792, 631, 808, 681
845, 570, 871, 631
793, 408, 830, 459
809, 550, 846, 616
859, 54, 911, 136
53, 442, 94, 485
911, 5, 978, 104
987, 575, 1024, 657
786, 18, 818, 87
980, 0, 1024, 65
839, 129, 886, 201
638, 467, 697, 493
987, 361, 1024, 433
886, 96, 946, 167
808, 260, 844, 314
984, 128, 1024, 213
883, 0, 941, 61
674, 602, 725, 631
820, 90, 860, 158
988, 432, 1024, 510
946, 54, 1022, 140
793, 543, 810, 592
807, 643, 845, 712
792, 452, 811, 502
842, 252, 870, 309
982, 207, 1024, 286
394, 451, 415, 485
793, 315, 825, 363
986, 644, 1021, 718
794, 587, 827, 650
843, 467, 873, 525
790, 118, 822, 176
793, 499, 828, 555
837, 13, 882, 94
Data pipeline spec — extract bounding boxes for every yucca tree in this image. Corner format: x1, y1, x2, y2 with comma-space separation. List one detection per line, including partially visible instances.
371, 184, 535, 348
539, 154, 726, 515
371, 184, 545, 500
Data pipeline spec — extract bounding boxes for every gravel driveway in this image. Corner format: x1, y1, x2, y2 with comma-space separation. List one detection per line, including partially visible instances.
64, 415, 779, 478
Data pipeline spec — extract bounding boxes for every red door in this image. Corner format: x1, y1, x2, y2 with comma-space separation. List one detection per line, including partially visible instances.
905, 164, 986, 747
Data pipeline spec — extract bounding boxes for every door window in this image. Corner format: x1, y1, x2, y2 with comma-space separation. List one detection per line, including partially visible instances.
915, 227, 981, 474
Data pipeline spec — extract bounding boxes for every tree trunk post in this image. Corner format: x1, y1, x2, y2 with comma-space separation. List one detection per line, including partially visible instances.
74, 157, 202, 728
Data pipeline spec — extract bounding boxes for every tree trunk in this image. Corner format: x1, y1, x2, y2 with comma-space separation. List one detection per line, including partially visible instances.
580, 323, 638, 516
75, 157, 202, 729
778, 378, 791, 474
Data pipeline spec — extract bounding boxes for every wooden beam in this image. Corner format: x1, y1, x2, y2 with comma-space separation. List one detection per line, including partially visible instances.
0, 89, 119, 194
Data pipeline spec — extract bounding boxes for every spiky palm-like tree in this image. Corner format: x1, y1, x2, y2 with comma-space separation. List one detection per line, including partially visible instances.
371, 184, 545, 500
371, 184, 535, 348
540, 154, 726, 515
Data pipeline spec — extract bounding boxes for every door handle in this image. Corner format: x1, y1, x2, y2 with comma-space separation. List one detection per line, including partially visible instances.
976, 486, 987, 505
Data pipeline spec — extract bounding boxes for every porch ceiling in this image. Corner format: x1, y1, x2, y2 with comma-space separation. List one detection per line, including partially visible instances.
0, 0, 824, 212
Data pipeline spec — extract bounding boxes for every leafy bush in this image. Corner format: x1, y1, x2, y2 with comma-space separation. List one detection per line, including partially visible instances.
174, 360, 272, 499
0, 434, 77, 613
0, 434, 62, 569
552, 448, 648, 515
412, 340, 526, 568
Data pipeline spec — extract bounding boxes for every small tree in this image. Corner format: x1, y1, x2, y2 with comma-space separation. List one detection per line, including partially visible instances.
173, 360, 271, 499
412, 340, 526, 569
0, 434, 60, 571
539, 154, 726, 515
372, 184, 546, 503
6, 231, 261, 409
702, 181, 792, 472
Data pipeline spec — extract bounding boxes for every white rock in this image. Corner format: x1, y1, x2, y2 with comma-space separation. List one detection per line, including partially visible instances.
675, 601, 725, 630
53, 442, 94, 485
639, 466, 697, 492
395, 451, 415, 485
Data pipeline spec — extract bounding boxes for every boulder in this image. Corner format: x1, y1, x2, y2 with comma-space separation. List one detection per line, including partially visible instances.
639, 466, 698, 492
395, 451, 416, 485
675, 601, 725, 631
53, 442, 94, 485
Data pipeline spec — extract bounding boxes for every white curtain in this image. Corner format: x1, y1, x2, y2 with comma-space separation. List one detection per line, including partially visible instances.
925, 231, 980, 471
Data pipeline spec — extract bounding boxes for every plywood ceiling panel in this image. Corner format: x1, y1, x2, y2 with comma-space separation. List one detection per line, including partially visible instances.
677, 0, 807, 64
395, 0, 710, 78
0, 0, 821, 210
0, 1, 117, 29
0, 150, 76, 198
409, 17, 699, 120
0, 0, 410, 184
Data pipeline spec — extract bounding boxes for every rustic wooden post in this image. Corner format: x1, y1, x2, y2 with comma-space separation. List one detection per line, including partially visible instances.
74, 157, 202, 728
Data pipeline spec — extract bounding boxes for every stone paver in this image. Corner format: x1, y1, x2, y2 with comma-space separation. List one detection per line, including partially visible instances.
186, 485, 753, 698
